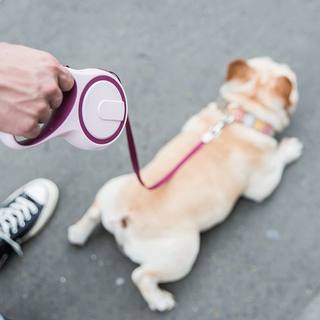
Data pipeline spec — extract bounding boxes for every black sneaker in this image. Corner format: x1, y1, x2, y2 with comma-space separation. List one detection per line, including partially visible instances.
0, 178, 59, 268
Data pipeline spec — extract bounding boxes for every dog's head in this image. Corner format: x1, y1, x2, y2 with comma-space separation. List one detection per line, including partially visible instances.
220, 57, 298, 131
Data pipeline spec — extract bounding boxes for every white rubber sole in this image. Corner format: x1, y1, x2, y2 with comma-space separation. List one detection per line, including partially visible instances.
4, 178, 59, 243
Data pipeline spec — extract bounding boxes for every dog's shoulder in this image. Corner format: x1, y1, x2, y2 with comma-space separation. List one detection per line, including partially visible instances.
182, 102, 221, 133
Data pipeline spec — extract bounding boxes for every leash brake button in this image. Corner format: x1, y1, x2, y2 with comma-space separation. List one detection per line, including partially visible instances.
97, 100, 125, 122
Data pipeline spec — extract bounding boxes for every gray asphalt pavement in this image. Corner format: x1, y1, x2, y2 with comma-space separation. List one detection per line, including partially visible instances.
0, 1, 320, 319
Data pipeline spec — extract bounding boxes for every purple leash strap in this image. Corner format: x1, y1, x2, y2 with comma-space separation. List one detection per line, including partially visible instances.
125, 118, 205, 190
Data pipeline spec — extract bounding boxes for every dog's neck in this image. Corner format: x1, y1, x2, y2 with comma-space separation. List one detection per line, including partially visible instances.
224, 104, 274, 136
220, 93, 289, 132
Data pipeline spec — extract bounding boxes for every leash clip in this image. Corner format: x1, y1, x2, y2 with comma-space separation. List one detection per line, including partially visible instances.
201, 115, 235, 144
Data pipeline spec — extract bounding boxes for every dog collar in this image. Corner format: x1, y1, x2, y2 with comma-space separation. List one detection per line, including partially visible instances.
230, 107, 275, 136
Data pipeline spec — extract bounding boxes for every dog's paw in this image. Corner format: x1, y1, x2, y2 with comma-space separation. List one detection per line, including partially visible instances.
147, 289, 176, 312
68, 224, 88, 246
279, 137, 303, 164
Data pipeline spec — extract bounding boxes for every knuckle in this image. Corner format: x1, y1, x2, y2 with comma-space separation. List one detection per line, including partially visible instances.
37, 102, 48, 114
42, 53, 60, 73
43, 52, 57, 64
49, 63, 60, 76
21, 118, 37, 134
43, 82, 59, 96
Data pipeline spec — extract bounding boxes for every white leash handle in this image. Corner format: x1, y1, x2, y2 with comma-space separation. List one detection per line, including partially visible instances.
0, 133, 26, 150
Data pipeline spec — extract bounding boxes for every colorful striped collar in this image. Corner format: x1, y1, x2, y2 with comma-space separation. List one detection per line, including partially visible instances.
228, 107, 274, 136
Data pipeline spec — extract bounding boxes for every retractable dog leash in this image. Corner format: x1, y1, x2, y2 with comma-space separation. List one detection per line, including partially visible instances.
0, 67, 274, 190
0, 68, 128, 151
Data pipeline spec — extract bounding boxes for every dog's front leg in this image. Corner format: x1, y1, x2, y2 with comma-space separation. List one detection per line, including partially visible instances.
277, 137, 303, 165
243, 137, 303, 202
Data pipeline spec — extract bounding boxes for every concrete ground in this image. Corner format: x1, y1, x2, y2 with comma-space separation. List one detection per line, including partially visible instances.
0, 0, 319, 319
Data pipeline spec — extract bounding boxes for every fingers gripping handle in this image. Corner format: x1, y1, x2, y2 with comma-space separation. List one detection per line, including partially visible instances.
0, 69, 77, 150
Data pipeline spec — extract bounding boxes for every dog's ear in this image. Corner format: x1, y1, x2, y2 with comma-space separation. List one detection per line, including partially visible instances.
226, 59, 254, 82
274, 76, 293, 110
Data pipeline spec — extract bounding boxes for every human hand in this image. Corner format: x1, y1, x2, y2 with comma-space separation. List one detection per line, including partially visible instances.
0, 42, 74, 138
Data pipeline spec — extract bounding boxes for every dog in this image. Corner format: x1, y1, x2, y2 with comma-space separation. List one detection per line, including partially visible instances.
68, 57, 302, 311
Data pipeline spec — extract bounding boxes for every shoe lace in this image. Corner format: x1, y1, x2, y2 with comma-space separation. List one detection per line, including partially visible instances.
0, 196, 38, 256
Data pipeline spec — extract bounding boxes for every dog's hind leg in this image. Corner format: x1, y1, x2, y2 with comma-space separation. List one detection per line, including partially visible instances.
68, 202, 101, 246
130, 228, 200, 311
